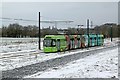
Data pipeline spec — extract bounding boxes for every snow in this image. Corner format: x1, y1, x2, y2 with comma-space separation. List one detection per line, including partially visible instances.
0, 38, 119, 72
0, 37, 43, 53
25, 47, 118, 78
0, 44, 100, 71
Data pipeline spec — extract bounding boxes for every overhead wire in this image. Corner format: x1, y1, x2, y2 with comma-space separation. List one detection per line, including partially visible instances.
0, 17, 98, 28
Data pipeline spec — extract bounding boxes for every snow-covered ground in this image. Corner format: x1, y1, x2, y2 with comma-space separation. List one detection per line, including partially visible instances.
0, 38, 44, 53
0, 43, 107, 71
0, 38, 119, 71
25, 47, 118, 78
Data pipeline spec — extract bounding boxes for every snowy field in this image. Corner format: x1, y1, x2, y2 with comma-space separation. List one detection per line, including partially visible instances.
0, 37, 42, 53
0, 37, 119, 78
25, 47, 118, 78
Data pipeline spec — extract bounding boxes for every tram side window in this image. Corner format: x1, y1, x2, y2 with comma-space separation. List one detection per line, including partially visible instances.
52, 39, 56, 47
90, 38, 92, 41
102, 37, 104, 40
98, 37, 100, 40
94, 37, 96, 40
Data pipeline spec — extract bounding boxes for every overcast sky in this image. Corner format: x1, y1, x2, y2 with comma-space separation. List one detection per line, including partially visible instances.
1, 2, 118, 28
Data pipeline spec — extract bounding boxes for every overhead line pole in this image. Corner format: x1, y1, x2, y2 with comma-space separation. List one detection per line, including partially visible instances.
87, 19, 89, 47
91, 21, 93, 34
39, 12, 41, 50
111, 25, 112, 42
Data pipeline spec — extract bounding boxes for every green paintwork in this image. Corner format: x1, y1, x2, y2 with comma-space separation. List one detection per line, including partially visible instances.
43, 47, 57, 52
43, 35, 67, 53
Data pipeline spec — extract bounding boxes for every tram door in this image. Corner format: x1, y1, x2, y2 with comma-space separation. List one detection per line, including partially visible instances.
70, 39, 73, 49
56, 39, 60, 51
95, 37, 97, 46
90, 38, 92, 46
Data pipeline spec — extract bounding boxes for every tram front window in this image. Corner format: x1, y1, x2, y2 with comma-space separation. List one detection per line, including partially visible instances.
43, 39, 56, 47
43, 39, 52, 47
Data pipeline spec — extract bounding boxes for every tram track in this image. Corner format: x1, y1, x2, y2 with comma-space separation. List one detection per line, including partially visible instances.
0, 43, 113, 59
2, 44, 118, 79
0, 50, 43, 59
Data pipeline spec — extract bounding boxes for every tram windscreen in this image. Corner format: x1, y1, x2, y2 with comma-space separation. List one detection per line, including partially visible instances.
43, 39, 56, 47
43, 39, 52, 47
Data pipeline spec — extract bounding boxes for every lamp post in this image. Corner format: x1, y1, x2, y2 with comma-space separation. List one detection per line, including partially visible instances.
106, 23, 113, 42
90, 21, 93, 34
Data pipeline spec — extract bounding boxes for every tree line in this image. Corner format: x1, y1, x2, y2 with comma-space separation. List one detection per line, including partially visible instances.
2, 23, 38, 37
1, 23, 58, 38
1, 23, 119, 38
